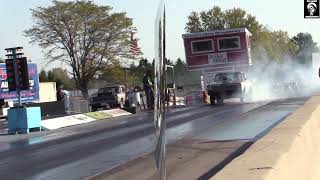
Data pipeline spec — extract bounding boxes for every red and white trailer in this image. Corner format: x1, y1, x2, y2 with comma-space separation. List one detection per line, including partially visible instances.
182, 28, 252, 74
182, 28, 253, 103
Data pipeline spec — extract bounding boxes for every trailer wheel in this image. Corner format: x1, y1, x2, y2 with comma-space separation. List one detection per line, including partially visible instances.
210, 95, 215, 105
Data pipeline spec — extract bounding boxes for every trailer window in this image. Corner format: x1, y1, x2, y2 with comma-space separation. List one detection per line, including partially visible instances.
218, 36, 241, 51
191, 40, 213, 54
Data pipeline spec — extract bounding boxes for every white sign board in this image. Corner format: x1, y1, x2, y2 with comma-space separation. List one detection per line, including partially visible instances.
39, 82, 57, 102
41, 109, 132, 130
208, 52, 227, 64
41, 114, 95, 130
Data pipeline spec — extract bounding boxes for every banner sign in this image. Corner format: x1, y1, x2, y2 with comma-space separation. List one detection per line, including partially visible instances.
208, 52, 228, 64
0, 63, 39, 103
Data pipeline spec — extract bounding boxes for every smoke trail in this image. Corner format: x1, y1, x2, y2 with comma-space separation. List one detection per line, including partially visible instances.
247, 49, 320, 101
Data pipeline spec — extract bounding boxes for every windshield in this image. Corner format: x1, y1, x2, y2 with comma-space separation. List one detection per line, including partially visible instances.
214, 72, 242, 82
98, 87, 119, 95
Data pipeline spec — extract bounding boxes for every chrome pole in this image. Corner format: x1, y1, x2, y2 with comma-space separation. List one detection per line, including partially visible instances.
154, 0, 166, 179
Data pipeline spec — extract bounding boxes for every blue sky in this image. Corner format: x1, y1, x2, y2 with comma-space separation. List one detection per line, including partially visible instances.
0, 0, 319, 70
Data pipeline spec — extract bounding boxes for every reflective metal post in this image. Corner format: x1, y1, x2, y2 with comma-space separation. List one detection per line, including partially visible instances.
172, 67, 176, 107
165, 65, 176, 108
154, 0, 166, 179
165, 65, 169, 108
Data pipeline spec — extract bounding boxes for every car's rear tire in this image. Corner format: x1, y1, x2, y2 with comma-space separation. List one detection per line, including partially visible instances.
210, 95, 215, 105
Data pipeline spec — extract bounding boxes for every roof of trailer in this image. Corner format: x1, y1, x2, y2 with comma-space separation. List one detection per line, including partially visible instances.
182, 28, 251, 39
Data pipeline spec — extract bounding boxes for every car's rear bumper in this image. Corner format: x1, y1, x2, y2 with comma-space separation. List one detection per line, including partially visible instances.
208, 83, 242, 98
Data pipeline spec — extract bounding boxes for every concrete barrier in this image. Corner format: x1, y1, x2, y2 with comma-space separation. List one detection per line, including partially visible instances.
212, 95, 320, 180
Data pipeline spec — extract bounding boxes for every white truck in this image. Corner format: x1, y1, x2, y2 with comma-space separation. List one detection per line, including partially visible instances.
89, 85, 126, 111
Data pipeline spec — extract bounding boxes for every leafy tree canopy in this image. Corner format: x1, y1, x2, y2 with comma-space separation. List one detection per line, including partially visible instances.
185, 6, 301, 63
25, 0, 136, 97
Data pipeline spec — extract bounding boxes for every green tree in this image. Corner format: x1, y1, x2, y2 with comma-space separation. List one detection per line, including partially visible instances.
292, 32, 318, 65
185, 6, 298, 64
173, 58, 201, 86
39, 69, 48, 82
138, 58, 152, 70
175, 58, 187, 76
137, 58, 152, 84
99, 63, 125, 86
185, 6, 262, 39
25, 0, 135, 97
202, 7, 225, 31
253, 29, 298, 63
185, 12, 203, 33
47, 68, 75, 89
173, 58, 186, 85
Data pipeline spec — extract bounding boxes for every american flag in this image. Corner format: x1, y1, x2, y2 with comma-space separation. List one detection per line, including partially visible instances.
130, 32, 141, 56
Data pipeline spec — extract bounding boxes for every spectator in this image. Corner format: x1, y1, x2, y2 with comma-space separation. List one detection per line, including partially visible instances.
63, 89, 70, 112
56, 85, 65, 101
143, 70, 154, 110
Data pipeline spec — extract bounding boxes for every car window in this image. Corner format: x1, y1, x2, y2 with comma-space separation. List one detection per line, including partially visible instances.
98, 87, 120, 95
214, 73, 225, 82
215, 73, 242, 82
98, 89, 105, 96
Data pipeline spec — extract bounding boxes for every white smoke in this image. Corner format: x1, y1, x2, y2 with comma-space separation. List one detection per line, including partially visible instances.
246, 50, 320, 101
